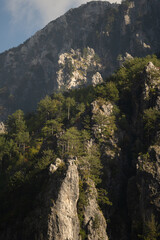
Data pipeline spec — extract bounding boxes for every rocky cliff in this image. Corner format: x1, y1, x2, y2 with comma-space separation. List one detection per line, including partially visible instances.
0, 56, 160, 240
47, 158, 80, 240
126, 61, 160, 239
0, 0, 160, 239
57, 47, 103, 90
0, 157, 109, 240
1, 0, 160, 118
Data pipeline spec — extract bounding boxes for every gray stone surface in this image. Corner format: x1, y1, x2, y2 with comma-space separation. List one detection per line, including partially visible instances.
47, 159, 80, 240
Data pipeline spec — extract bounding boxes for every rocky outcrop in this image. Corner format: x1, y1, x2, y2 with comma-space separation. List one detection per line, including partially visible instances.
47, 158, 80, 240
91, 99, 115, 141
0, 122, 5, 134
142, 62, 160, 111
57, 47, 103, 90
47, 158, 109, 240
49, 158, 63, 174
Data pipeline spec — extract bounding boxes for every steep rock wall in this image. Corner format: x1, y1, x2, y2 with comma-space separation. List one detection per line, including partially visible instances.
47, 159, 80, 240
126, 62, 160, 239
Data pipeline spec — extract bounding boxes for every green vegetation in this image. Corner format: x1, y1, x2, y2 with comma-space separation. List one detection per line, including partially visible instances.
113, 55, 160, 115
0, 54, 160, 237
97, 188, 112, 207
77, 180, 88, 240
143, 108, 160, 144
83, 47, 89, 58
92, 214, 100, 230
65, 58, 75, 76
138, 214, 160, 240
105, 8, 117, 33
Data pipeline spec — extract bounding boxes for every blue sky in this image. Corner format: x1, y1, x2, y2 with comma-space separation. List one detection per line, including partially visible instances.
0, 0, 121, 53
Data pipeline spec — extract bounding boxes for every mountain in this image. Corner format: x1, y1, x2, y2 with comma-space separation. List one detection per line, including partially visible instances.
0, 0, 160, 119
0, 2, 160, 238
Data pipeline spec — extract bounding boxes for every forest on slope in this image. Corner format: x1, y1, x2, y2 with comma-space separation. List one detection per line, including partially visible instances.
0, 55, 160, 239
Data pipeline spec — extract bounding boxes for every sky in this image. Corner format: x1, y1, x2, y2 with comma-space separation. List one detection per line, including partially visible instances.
0, 0, 121, 53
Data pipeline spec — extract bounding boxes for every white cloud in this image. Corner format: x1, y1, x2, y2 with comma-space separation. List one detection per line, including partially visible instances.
5, 0, 121, 33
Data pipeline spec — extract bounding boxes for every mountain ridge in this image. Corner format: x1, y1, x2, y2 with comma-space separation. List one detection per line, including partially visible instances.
0, 0, 160, 119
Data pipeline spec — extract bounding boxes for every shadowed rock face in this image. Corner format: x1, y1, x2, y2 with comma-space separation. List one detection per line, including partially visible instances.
0, 0, 160, 118
126, 62, 160, 240
83, 179, 109, 240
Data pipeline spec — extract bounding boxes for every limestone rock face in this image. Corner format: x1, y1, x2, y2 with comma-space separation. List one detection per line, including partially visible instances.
142, 62, 160, 107
91, 72, 103, 87
49, 158, 63, 174
47, 158, 80, 240
0, 122, 5, 134
57, 47, 103, 90
92, 100, 114, 117
91, 99, 117, 144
